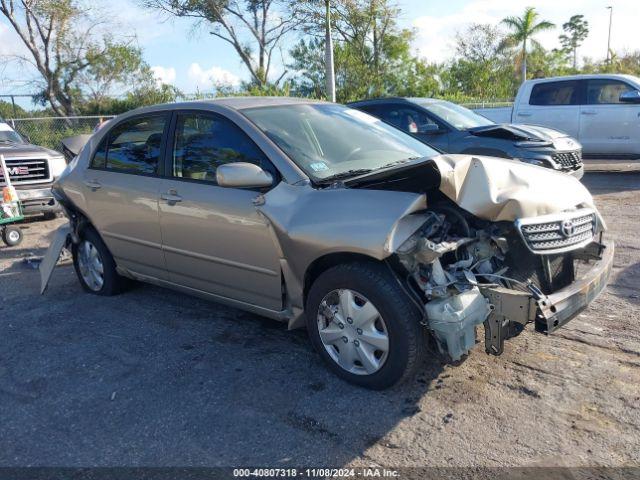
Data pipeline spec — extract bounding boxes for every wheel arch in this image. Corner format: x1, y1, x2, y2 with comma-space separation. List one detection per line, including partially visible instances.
302, 252, 387, 307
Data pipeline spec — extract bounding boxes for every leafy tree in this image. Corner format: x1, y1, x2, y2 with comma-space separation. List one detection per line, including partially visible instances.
446, 23, 517, 99
0, 0, 156, 116
0, 100, 28, 119
526, 44, 571, 78
289, 0, 439, 102
142, 0, 306, 87
559, 14, 589, 69
501, 6, 555, 82
79, 83, 182, 115
582, 51, 640, 76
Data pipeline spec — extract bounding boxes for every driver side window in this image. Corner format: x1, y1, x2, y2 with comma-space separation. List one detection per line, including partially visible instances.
172, 112, 277, 184
377, 106, 439, 134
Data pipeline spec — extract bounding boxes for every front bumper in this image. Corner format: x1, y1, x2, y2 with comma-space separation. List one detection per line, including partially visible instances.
15, 186, 60, 214
567, 164, 584, 180
517, 149, 583, 179
538, 239, 614, 333
482, 239, 614, 354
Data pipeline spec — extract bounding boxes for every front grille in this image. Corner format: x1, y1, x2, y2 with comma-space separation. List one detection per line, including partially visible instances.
516, 209, 596, 254
0, 158, 51, 185
552, 150, 582, 170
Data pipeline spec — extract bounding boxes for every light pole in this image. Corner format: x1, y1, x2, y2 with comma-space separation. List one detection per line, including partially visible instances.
606, 6, 613, 64
324, 0, 336, 102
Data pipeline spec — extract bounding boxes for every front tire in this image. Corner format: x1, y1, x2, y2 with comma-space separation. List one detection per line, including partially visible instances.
2, 226, 23, 246
306, 262, 425, 389
72, 227, 126, 296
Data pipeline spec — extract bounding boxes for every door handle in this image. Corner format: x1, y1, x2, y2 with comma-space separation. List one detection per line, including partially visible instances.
83, 180, 101, 191
581, 110, 597, 115
160, 190, 182, 205
517, 112, 532, 117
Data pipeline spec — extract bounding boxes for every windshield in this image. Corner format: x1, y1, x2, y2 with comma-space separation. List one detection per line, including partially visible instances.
242, 103, 438, 181
421, 101, 494, 130
0, 124, 24, 144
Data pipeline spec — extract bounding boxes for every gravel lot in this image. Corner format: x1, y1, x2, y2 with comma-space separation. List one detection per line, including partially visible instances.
0, 172, 639, 469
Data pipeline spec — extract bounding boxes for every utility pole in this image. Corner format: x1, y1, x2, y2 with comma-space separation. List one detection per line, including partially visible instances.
606, 6, 613, 64
324, 0, 336, 102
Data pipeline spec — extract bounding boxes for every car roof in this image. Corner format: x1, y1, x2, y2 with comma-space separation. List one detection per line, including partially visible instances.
205, 96, 328, 109
524, 73, 640, 84
348, 97, 447, 107
126, 96, 328, 117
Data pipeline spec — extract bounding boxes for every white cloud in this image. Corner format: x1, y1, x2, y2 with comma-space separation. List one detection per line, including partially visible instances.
150, 66, 176, 86
187, 63, 241, 90
412, 0, 638, 65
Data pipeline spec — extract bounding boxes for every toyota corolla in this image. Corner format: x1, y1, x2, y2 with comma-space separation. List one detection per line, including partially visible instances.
41, 98, 613, 389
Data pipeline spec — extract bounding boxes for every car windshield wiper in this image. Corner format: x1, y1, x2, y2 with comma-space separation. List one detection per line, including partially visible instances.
317, 168, 374, 184
316, 157, 427, 185
377, 156, 423, 170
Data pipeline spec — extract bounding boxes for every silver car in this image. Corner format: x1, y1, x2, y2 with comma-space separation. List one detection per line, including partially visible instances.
42, 98, 613, 389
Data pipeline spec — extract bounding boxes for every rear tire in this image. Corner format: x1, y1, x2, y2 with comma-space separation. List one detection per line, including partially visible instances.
306, 262, 425, 389
72, 227, 127, 296
2, 226, 23, 246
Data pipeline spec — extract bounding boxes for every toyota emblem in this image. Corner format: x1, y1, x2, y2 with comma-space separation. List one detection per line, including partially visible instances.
561, 220, 575, 237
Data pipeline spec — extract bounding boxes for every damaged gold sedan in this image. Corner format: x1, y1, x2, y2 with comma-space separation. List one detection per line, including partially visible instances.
41, 98, 613, 389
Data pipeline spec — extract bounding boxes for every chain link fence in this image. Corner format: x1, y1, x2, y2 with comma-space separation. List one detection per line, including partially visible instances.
3, 99, 514, 151
6, 115, 115, 151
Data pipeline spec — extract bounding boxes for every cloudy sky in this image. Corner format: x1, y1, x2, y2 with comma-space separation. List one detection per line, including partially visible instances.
0, 0, 637, 107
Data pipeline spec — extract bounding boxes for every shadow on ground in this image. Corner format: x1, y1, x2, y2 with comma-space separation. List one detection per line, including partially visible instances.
0, 266, 446, 466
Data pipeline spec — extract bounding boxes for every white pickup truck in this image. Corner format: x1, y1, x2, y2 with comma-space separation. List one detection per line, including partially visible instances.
476, 74, 640, 157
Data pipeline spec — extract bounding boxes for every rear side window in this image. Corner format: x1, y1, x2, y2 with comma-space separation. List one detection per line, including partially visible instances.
530, 81, 580, 106
171, 112, 272, 183
586, 79, 634, 104
90, 115, 168, 174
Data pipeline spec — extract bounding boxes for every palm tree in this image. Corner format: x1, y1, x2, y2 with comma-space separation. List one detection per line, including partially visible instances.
501, 7, 555, 82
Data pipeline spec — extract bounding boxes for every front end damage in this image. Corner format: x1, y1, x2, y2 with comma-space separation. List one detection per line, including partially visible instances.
394, 207, 613, 361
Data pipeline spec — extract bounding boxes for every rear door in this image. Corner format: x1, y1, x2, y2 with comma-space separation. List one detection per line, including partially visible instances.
157, 110, 283, 310
579, 78, 640, 155
517, 80, 581, 138
82, 113, 169, 280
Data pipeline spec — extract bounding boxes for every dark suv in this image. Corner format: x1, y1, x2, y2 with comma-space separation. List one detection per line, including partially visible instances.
349, 98, 584, 179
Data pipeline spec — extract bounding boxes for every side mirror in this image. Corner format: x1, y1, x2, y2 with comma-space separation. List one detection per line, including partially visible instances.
216, 162, 274, 189
420, 123, 442, 135
619, 90, 640, 104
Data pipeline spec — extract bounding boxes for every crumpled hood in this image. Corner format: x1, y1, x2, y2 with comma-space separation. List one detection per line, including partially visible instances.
432, 154, 603, 225
61, 134, 93, 157
509, 123, 569, 140
469, 123, 570, 142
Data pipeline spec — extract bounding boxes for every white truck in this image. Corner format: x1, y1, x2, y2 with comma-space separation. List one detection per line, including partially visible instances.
0, 119, 66, 216
476, 74, 640, 157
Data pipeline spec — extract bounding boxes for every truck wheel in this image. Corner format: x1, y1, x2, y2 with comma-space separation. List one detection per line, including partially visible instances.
306, 262, 425, 390
2, 226, 23, 246
72, 227, 126, 296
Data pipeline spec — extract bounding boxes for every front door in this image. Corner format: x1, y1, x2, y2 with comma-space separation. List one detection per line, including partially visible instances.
82, 113, 169, 280
579, 78, 640, 155
158, 111, 283, 310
